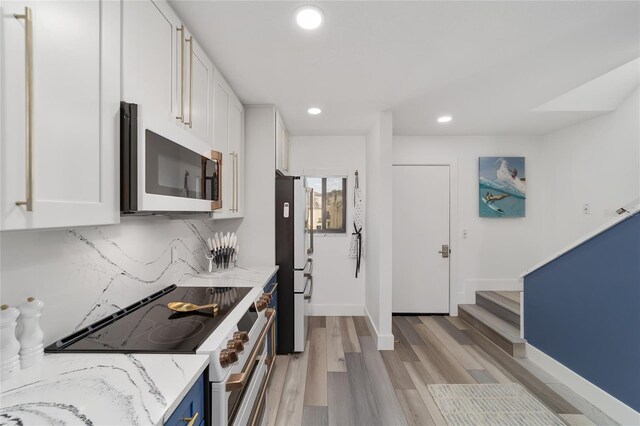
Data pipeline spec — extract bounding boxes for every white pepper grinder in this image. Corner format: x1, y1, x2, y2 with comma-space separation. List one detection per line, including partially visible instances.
1, 304, 21, 379
17, 297, 44, 369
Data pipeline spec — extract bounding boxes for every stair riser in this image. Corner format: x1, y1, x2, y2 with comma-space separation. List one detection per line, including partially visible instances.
459, 307, 525, 358
476, 294, 520, 328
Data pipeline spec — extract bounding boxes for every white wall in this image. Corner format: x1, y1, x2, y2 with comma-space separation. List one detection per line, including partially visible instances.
288, 136, 366, 316
393, 135, 546, 313
0, 216, 239, 346
365, 112, 394, 349
540, 87, 640, 254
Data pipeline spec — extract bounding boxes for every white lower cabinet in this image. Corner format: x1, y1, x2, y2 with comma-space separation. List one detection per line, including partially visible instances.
1, 0, 120, 230
212, 69, 245, 219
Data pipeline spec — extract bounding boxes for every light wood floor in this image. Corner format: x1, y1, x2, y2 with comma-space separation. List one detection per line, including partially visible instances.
266, 316, 617, 426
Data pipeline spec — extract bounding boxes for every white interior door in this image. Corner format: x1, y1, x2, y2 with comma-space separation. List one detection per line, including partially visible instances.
393, 165, 450, 313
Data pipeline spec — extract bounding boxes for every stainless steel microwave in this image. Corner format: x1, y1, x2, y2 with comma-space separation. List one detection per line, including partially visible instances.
120, 102, 222, 214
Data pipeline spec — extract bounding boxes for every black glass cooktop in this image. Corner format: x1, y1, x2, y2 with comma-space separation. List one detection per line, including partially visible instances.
45, 285, 255, 353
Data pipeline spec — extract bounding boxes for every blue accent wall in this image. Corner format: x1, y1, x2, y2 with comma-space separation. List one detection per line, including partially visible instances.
524, 213, 640, 412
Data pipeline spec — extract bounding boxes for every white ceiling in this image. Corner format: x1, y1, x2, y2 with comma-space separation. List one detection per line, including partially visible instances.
170, 1, 640, 136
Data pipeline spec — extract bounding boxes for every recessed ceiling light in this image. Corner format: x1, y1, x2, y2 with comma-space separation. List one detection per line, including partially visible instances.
307, 107, 322, 115
295, 5, 324, 30
437, 115, 453, 123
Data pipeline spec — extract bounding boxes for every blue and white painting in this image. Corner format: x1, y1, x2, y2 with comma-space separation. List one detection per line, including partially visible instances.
479, 157, 526, 217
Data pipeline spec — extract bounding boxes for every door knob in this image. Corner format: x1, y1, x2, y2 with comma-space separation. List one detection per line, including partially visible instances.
438, 244, 450, 258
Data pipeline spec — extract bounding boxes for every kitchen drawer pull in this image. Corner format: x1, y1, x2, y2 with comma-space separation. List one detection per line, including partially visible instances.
185, 36, 193, 128
182, 412, 198, 426
226, 309, 275, 391
14, 7, 34, 212
176, 26, 185, 122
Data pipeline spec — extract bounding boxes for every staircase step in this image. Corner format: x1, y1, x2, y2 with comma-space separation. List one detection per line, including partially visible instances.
476, 291, 520, 327
458, 304, 526, 358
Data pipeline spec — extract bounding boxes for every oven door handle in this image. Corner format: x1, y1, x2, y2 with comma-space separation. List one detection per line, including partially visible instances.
226, 309, 276, 391
247, 357, 276, 426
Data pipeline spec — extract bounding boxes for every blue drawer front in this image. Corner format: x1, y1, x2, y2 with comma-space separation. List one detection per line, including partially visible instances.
165, 373, 206, 426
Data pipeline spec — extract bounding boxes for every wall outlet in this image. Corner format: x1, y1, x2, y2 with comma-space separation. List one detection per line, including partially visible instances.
171, 246, 178, 264
462, 229, 468, 239
583, 203, 591, 215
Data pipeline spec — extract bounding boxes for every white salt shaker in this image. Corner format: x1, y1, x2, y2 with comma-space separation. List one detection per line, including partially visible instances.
17, 297, 44, 369
1, 304, 21, 379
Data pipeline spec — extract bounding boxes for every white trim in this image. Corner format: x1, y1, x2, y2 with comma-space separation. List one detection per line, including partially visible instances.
519, 287, 524, 339
392, 160, 459, 316
521, 206, 640, 278
526, 343, 640, 426
306, 304, 364, 316
364, 305, 394, 350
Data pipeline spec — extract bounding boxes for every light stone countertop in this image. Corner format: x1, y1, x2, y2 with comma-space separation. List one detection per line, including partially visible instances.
0, 266, 280, 425
0, 352, 209, 425
179, 265, 279, 288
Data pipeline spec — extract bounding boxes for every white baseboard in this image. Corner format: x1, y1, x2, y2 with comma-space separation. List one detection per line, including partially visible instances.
363, 305, 394, 350
306, 304, 364, 316
526, 343, 640, 426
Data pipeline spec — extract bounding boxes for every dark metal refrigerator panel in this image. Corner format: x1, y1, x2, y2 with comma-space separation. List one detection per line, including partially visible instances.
275, 174, 296, 354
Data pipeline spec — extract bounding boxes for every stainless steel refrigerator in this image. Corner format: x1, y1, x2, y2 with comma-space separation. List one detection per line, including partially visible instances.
275, 172, 314, 353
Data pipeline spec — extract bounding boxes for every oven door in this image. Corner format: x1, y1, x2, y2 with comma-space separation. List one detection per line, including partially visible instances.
227, 342, 267, 426
226, 311, 276, 426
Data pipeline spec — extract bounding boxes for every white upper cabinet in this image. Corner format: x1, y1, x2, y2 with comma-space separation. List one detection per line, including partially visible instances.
228, 95, 245, 217
212, 69, 244, 219
182, 29, 214, 145
1, 0, 120, 230
122, 0, 180, 132
122, 0, 212, 149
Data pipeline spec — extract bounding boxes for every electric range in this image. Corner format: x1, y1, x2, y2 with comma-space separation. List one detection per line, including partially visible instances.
46, 284, 277, 426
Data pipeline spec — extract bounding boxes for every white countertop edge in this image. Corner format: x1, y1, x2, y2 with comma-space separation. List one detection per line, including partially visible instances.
521, 206, 639, 278
178, 265, 279, 288
161, 354, 210, 424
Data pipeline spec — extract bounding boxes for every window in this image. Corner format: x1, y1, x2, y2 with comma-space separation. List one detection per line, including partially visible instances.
306, 177, 347, 233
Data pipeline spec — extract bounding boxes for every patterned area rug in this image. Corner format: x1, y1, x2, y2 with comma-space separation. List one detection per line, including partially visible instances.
428, 383, 565, 426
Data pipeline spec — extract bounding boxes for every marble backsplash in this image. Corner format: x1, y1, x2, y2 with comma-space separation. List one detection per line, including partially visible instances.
0, 216, 241, 346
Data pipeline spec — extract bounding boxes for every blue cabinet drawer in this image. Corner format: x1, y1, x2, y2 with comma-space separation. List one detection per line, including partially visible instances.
165, 372, 206, 426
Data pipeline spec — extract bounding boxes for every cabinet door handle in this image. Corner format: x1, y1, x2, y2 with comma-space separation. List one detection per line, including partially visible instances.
14, 7, 34, 212
185, 36, 193, 128
176, 25, 185, 122
228, 153, 233, 212
234, 152, 239, 212
183, 412, 199, 426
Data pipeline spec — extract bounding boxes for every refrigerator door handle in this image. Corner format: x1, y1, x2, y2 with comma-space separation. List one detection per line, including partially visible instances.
303, 275, 313, 300
307, 188, 314, 255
